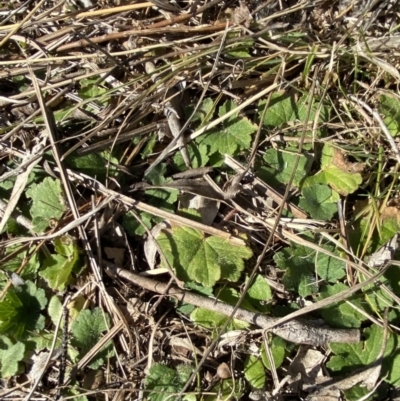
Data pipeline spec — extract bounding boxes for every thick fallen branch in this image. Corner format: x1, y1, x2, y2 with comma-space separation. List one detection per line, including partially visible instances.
107, 266, 360, 346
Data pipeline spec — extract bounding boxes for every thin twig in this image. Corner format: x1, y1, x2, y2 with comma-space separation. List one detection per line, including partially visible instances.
108, 265, 360, 346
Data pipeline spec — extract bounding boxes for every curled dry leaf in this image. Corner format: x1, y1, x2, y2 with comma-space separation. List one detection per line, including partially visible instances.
82, 369, 104, 390
29, 352, 49, 384
368, 233, 399, 267
126, 297, 147, 323
179, 193, 220, 226
217, 362, 232, 379
144, 221, 168, 270
169, 337, 203, 359
233, 1, 252, 27
218, 330, 247, 348
288, 346, 326, 392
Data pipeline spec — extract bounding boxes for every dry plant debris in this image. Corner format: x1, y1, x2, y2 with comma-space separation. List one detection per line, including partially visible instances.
1, 0, 400, 400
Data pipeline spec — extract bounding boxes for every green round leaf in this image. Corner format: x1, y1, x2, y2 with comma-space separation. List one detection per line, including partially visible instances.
158, 227, 252, 287
244, 355, 266, 389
